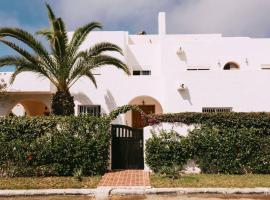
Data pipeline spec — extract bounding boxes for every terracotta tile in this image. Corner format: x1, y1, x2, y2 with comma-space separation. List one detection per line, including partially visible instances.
98, 170, 150, 187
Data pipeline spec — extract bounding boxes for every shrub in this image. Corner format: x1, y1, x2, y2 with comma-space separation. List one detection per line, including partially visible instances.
187, 125, 270, 174
145, 130, 189, 173
0, 115, 110, 177
151, 112, 270, 133
158, 164, 182, 179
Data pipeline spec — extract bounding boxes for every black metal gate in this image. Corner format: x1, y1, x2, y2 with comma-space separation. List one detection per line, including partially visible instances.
111, 124, 144, 169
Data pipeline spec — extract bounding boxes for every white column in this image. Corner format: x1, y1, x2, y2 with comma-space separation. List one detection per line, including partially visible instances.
158, 12, 166, 36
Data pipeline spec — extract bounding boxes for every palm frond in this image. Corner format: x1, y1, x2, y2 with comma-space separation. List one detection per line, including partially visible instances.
91, 55, 130, 75
36, 28, 53, 40
0, 27, 54, 67
0, 38, 38, 64
0, 56, 24, 67
87, 42, 123, 56
45, 3, 56, 26
52, 18, 68, 61
69, 22, 102, 55
10, 64, 57, 86
67, 54, 130, 88
84, 71, 97, 88
0, 56, 58, 86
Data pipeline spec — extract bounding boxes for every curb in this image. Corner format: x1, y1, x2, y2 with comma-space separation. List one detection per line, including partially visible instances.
0, 189, 96, 196
0, 187, 269, 196
110, 187, 270, 195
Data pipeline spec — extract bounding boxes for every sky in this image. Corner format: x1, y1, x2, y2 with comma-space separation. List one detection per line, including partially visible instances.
1, 0, 270, 71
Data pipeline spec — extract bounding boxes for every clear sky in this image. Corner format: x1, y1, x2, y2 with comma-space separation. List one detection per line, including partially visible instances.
1, 0, 270, 71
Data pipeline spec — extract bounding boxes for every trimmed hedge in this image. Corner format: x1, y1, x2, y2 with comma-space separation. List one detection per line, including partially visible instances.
0, 116, 110, 177
151, 112, 270, 131
187, 125, 270, 174
146, 112, 270, 174
145, 130, 189, 173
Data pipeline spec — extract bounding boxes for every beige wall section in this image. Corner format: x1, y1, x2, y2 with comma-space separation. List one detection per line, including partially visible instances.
20, 100, 48, 116
0, 93, 52, 116
125, 96, 163, 127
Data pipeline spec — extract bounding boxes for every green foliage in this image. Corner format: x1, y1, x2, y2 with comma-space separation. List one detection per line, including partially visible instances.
158, 164, 182, 179
73, 168, 83, 182
187, 125, 270, 174
152, 112, 270, 132
107, 104, 145, 121
51, 90, 75, 115
145, 130, 189, 173
146, 112, 270, 175
0, 115, 110, 177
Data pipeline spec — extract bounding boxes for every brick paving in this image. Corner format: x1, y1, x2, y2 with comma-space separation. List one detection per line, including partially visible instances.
98, 170, 150, 187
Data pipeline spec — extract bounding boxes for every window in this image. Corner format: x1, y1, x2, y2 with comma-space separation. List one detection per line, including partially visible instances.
78, 105, 101, 116
133, 70, 151, 75
261, 64, 270, 70
223, 62, 239, 70
187, 68, 210, 71
202, 107, 232, 113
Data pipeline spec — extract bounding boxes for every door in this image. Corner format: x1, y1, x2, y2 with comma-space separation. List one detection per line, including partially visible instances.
111, 125, 144, 169
132, 105, 155, 128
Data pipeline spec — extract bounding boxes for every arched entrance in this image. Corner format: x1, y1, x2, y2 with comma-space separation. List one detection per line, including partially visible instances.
223, 62, 240, 70
125, 96, 163, 128
10, 100, 50, 116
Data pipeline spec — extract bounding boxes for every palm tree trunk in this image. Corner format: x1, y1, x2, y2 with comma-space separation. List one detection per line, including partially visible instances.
51, 90, 75, 115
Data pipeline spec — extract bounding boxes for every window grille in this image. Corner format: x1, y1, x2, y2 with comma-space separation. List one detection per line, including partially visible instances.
133, 70, 151, 75
187, 68, 210, 71
202, 107, 232, 113
78, 105, 101, 116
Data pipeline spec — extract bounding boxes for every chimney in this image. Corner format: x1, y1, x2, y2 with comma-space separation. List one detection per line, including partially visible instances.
158, 12, 166, 35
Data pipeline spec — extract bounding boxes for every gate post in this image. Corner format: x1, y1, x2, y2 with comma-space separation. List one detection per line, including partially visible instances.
143, 125, 152, 172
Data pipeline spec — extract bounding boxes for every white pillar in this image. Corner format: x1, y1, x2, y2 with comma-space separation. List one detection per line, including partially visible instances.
158, 12, 166, 36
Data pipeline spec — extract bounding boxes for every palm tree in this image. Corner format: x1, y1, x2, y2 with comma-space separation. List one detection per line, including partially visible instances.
0, 4, 130, 115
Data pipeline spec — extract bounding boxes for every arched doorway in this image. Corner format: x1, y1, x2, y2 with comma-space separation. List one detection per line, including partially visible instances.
125, 96, 163, 128
10, 100, 50, 116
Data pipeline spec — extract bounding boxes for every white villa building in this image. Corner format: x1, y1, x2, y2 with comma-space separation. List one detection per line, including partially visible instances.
1, 12, 270, 128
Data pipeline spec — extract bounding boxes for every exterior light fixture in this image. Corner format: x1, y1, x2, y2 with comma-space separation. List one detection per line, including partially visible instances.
177, 46, 184, 54
178, 83, 186, 91
218, 61, 221, 67
245, 58, 249, 65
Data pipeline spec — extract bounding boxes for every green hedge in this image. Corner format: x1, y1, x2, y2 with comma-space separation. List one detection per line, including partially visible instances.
145, 130, 189, 173
151, 112, 270, 132
145, 126, 270, 174
0, 116, 110, 177
187, 125, 270, 174
186, 126, 270, 174
146, 112, 270, 174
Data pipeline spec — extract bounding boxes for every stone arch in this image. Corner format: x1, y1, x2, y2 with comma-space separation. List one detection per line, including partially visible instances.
125, 95, 163, 127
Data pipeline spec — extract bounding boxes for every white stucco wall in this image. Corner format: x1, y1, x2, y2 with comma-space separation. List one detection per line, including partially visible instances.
2, 13, 270, 116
